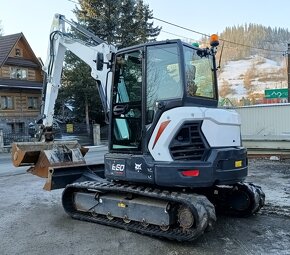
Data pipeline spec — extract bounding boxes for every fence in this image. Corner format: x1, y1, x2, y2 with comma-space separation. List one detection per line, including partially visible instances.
1, 127, 34, 146
56, 123, 94, 145
234, 104, 290, 140
0, 123, 108, 152
57, 123, 108, 145
234, 103, 290, 150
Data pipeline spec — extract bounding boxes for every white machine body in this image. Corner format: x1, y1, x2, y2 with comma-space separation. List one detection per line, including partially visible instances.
149, 107, 241, 161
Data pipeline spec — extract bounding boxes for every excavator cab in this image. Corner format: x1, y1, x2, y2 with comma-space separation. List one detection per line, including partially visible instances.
105, 39, 249, 189
110, 40, 218, 154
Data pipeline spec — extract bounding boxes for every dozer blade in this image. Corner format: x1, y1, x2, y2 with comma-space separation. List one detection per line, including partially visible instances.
43, 163, 105, 191
12, 141, 89, 178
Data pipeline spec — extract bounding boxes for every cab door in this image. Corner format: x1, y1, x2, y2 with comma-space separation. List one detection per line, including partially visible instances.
110, 49, 143, 153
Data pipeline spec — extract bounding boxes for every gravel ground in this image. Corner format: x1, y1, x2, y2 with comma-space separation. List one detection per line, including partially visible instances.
0, 158, 289, 255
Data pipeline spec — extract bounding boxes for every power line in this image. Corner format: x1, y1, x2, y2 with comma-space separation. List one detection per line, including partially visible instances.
161, 30, 286, 56
153, 16, 287, 53
161, 30, 198, 41
153, 17, 209, 38
221, 38, 286, 53
67, 0, 79, 4
64, 3, 287, 54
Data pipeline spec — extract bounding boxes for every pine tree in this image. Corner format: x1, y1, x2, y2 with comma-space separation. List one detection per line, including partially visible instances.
219, 24, 290, 63
55, 53, 103, 134
74, 0, 121, 44
57, 0, 161, 131
133, 0, 161, 45
74, 0, 161, 47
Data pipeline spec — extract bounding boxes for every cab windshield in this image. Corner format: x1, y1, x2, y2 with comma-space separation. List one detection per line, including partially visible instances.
146, 43, 183, 112
183, 46, 216, 99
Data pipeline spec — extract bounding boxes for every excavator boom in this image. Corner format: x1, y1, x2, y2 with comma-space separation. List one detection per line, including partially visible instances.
12, 14, 116, 177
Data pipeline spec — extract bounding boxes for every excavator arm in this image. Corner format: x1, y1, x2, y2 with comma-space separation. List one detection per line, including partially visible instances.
12, 14, 116, 179
40, 14, 116, 140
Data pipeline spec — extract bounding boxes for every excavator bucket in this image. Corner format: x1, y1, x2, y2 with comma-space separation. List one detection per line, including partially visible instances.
12, 141, 89, 178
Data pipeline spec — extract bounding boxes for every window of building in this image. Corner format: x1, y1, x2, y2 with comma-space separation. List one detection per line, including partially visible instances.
15, 48, 22, 57
8, 122, 24, 133
10, 67, 27, 80
0, 96, 14, 110
27, 96, 39, 109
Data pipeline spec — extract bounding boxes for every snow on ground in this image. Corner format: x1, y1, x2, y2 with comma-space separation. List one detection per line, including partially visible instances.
218, 55, 286, 100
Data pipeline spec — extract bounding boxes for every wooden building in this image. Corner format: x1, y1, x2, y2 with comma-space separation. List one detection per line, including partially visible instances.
0, 33, 43, 133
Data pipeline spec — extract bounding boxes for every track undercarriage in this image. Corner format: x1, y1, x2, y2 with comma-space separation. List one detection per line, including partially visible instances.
12, 143, 265, 242
62, 179, 265, 242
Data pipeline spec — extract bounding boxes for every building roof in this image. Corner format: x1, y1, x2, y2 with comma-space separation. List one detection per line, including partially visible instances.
0, 33, 42, 68
0, 33, 22, 67
0, 33, 43, 91
0, 79, 42, 90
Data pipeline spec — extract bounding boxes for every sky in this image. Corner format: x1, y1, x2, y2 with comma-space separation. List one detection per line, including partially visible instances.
1, 0, 290, 60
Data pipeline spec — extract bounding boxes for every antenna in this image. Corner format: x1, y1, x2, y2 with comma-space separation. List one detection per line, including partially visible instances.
218, 41, 225, 70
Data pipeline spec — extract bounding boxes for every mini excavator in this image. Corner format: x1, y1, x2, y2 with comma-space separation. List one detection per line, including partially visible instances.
12, 14, 265, 241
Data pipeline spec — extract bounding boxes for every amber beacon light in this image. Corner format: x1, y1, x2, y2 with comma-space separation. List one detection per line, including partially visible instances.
210, 34, 219, 47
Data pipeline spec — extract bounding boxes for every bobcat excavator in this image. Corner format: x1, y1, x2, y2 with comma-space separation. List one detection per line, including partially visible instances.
12, 14, 265, 241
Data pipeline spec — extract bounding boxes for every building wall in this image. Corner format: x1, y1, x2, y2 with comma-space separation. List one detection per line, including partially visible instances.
0, 35, 43, 133
0, 65, 42, 81
9, 38, 32, 59
0, 89, 40, 132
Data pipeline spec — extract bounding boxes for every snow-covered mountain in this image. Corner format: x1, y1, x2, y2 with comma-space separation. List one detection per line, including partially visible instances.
218, 55, 287, 100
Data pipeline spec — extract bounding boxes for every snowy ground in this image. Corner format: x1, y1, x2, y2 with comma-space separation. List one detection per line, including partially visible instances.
0, 157, 289, 255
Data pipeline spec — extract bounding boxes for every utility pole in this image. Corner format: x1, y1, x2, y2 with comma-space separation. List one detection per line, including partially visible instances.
288, 44, 290, 103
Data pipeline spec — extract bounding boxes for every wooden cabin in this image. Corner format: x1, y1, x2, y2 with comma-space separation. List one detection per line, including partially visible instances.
0, 33, 43, 133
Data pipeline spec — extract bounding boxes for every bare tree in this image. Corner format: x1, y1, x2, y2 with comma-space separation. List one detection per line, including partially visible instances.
244, 65, 257, 97
219, 79, 236, 98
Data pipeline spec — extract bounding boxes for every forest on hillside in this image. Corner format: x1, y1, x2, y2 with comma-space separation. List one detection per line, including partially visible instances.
216, 24, 290, 64
211, 24, 290, 106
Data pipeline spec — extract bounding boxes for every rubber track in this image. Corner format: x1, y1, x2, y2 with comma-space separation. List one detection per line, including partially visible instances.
242, 182, 265, 215
62, 181, 216, 242
215, 182, 265, 217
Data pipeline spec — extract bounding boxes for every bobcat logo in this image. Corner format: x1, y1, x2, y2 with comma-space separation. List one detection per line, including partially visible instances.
135, 163, 142, 172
